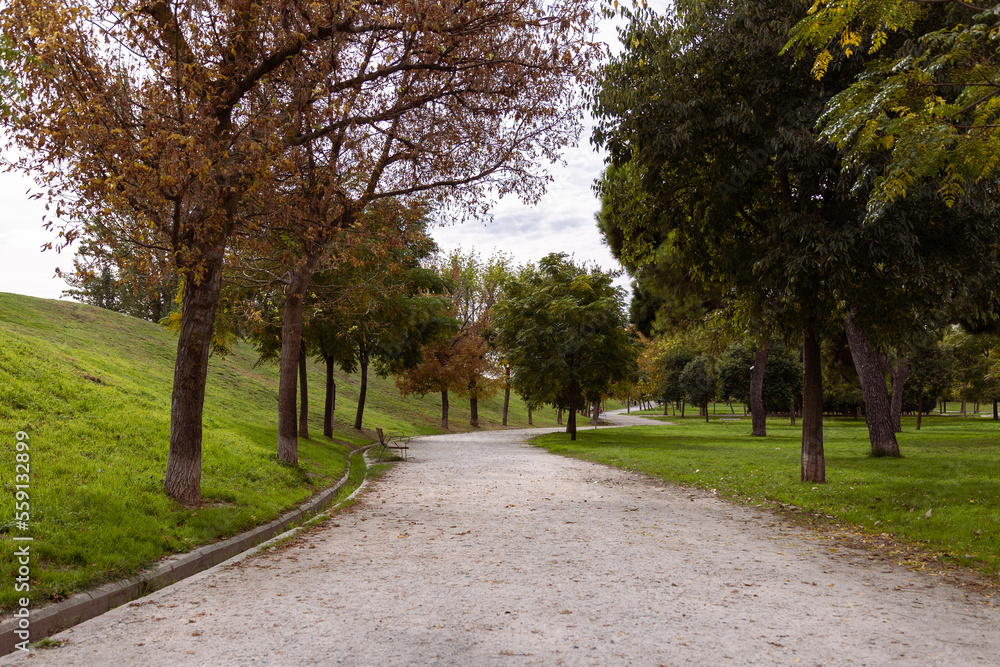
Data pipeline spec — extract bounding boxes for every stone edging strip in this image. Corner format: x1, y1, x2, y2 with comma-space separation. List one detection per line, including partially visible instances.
0, 445, 375, 657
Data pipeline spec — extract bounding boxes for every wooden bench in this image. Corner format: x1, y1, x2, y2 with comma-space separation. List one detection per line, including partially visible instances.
374, 427, 410, 462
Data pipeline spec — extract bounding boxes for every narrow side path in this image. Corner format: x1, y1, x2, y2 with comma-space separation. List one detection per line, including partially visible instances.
5, 424, 996, 666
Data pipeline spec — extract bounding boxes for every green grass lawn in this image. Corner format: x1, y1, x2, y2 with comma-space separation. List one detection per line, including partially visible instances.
0, 292, 562, 610
534, 413, 1000, 580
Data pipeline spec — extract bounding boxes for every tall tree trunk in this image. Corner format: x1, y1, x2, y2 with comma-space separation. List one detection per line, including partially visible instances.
801, 318, 825, 483
527, 406, 533, 426
470, 395, 479, 428
789, 398, 796, 427
276, 255, 320, 464
298, 339, 309, 440
703, 400, 709, 423
844, 313, 899, 457
568, 381, 578, 441
993, 399, 998, 420
353, 348, 369, 430
557, 407, 563, 425
889, 358, 907, 432
750, 341, 768, 437
323, 357, 335, 438
962, 398, 967, 417
590, 400, 601, 425
441, 388, 449, 430
916, 395, 924, 430
680, 400, 685, 417
502, 368, 511, 426
165, 257, 224, 505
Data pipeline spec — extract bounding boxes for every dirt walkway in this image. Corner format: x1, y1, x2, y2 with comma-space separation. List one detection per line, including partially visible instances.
5, 418, 997, 666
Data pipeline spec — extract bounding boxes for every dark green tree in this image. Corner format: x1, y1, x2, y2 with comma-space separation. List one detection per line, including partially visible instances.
495, 253, 640, 440
679, 356, 716, 423
717, 341, 802, 425
660, 347, 697, 418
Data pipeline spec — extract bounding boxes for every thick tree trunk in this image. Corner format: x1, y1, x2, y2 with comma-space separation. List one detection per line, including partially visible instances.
323, 357, 335, 438
750, 342, 768, 437
527, 406, 533, 426
277, 256, 320, 464
789, 399, 796, 427
298, 339, 309, 440
844, 314, 899, 457
590, 400, 601, 425
703, 400, 709, 423
470, 395, 479, 427
441, 388, 449, 430
165, 258, 224, 505
994, 399, 998, 420
353, 350, 369, 430
962, 398, 967, 417
680, 401, 685, 418
889, 359, 907, 432
801, 318, 825, 483
557, 407, 563, 425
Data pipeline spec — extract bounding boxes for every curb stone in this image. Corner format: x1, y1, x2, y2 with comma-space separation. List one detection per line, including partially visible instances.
0, 445, 376, 657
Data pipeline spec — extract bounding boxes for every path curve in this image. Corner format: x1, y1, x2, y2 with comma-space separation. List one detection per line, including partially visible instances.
6, 420, 997, 666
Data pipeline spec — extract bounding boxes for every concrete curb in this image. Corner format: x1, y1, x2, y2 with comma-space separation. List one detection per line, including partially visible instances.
0, 445, 375, 657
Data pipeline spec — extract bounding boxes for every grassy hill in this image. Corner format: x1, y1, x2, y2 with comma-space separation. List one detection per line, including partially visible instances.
0, 292, 562, 610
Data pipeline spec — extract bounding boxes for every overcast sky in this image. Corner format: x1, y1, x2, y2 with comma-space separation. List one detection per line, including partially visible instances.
0, 4, 663, 301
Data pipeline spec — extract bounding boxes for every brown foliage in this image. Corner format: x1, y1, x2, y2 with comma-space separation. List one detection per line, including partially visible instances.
1, 0, 597, 502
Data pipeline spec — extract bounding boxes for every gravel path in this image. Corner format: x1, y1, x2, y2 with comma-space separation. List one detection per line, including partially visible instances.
5, 415, 998, 666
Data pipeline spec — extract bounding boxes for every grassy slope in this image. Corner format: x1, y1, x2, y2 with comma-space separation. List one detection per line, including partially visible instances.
0, 293, 560, 609
535, 414, 1000, 580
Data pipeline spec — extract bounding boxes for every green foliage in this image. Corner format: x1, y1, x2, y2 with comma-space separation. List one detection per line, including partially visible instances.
905, 338, 955, 412
495, 253, 640, 432
679, 355, 716, 412
659, 346, 697, 406
717, 341, 802, 411
787, 1, 1000, 232
59, 215, 177, 323
535, 416, 1000, 578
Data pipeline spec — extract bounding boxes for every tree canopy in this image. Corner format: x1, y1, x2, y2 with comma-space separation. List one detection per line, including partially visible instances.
495, 253, 639, 440
1, 0, 598, 502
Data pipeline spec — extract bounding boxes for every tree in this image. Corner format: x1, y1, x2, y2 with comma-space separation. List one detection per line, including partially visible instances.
591, 0, 1000, 480
660, 347, 697, 418
311, 220, 452, 433
591, 0, 871, 481
905, 339, 954, 430
1, 0, 597, 503
844, 312, 899, 456
396, 251, 507, 429
61, 216, 177, 323
680, 356, 716, 423
786, 2, 1000, 231
717, 341, 802, 429
495, 253, 640, 440
443, 251, 510, 428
